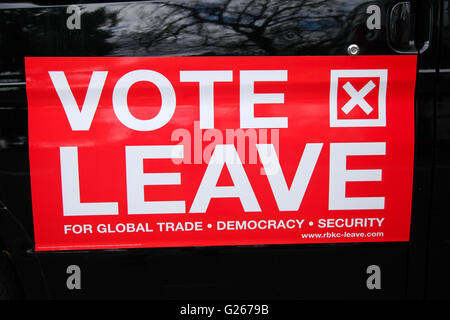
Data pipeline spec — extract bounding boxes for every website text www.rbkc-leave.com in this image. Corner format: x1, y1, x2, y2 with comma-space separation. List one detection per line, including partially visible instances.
301, 231, 384, 239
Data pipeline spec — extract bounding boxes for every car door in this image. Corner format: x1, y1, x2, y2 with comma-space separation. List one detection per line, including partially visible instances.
0, 0, 439, 299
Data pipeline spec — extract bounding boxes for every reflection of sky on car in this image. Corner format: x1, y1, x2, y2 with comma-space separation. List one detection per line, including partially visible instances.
89, 0, 364, 56
298, 18, 340, 31
0, 0, 376, 81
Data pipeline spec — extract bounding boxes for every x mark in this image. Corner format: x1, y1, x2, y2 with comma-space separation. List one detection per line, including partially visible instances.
341, 80, 376, 115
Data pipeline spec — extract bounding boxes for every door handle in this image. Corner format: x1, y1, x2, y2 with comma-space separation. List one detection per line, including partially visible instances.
387, 1, 433, 54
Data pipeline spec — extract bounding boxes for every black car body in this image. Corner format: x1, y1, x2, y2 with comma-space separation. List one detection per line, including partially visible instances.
0, 0, 448, 300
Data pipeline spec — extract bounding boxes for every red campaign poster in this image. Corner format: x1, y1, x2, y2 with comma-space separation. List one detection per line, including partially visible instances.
25, 56, 416, 251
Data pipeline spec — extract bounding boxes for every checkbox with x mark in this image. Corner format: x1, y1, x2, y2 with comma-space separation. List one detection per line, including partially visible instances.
330, 69, 387, 127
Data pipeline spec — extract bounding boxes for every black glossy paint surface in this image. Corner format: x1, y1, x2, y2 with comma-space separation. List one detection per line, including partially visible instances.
0, 0, 444, 299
